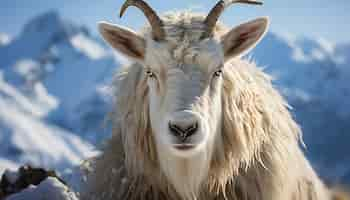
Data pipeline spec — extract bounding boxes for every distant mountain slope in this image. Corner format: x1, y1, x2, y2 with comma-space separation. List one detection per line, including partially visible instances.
253, 33, 350, 183
0, 11, 114, 173
0, 72, 95, 174
0, 11, 349, 184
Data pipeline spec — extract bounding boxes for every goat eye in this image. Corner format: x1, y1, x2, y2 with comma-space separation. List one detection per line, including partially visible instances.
213, 69, 223, 77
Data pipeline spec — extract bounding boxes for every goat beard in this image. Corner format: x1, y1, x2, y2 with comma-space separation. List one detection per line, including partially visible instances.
157, 144, 214, 200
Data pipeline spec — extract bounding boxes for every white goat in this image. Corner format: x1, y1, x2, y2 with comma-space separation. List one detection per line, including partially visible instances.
83, 0, 349, 199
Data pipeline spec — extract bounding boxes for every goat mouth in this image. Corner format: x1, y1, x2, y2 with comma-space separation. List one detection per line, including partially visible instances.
173, 144, 195, 150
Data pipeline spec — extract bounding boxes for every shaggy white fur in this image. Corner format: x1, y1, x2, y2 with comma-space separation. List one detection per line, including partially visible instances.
82, 11, 347, 200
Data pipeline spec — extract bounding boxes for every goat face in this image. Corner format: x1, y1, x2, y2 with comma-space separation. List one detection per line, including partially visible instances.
99, 15, 268, 159
144, 38, 226, 157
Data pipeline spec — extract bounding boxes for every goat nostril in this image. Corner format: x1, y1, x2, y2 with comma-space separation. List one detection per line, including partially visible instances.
168, 123, 183, 137
184, 122, 198, 137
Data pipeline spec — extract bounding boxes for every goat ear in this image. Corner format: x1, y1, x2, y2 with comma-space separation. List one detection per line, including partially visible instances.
98, 22, 146, 62
221, 17, 269, 61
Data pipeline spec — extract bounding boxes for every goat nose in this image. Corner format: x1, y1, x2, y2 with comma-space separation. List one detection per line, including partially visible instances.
168, 121, 199, 141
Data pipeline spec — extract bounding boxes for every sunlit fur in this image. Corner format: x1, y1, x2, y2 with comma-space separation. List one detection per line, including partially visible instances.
83, 12, 346, 200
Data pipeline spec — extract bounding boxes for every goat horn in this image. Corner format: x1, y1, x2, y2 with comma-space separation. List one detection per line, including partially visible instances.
120, 0, 166, 41
201, 0, 263, 39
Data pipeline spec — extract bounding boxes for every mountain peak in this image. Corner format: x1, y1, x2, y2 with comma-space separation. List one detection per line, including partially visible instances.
0, 11, 98, 68
22, 10, 81, 40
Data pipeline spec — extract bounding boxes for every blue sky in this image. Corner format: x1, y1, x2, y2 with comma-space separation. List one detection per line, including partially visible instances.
1, 0, 349, 43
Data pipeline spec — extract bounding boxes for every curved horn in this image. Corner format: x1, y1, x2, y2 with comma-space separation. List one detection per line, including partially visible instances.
120, 0, 165, 41
201, 0, 263, 39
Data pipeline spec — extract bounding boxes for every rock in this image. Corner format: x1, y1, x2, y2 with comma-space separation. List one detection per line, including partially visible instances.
0, 165, 66, 199
6, 177, 78, 200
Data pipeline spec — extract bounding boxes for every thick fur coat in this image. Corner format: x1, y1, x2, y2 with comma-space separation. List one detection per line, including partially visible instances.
82, 12, 346, 200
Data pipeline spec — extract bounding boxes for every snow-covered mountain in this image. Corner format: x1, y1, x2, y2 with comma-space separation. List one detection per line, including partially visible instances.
0, 11, 116, 174
0, 77, 94, 173
0, 10, 349, 185
253, 33, 350, 184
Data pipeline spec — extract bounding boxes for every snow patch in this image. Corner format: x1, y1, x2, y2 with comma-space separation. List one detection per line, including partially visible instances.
292, 46, 312, 63
70, 33, 107, 60
311, 48, 326, 61
316, 37, 335, 55
13, 60, 41, 79
32, 82, 59, 113
0, 73, 57, 118
6, 177, 78, 200
0, 33, 11, 46
0, 78, 95, 170
0, 159, 18, 176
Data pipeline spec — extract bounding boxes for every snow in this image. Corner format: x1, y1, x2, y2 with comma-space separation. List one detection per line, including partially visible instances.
13, 60, 40, 78
0, 67, 95, 172
0, 72, 56, 118
316, 37, 336, 55
0, 162, 18, 175
70, 33, 107, 60
0, 33, 11, 46
0, 160, 18, 177
6, 177, 78, 200
32, 82, 59, 113
43, 53, 115, 113
0, 92, 95, 171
